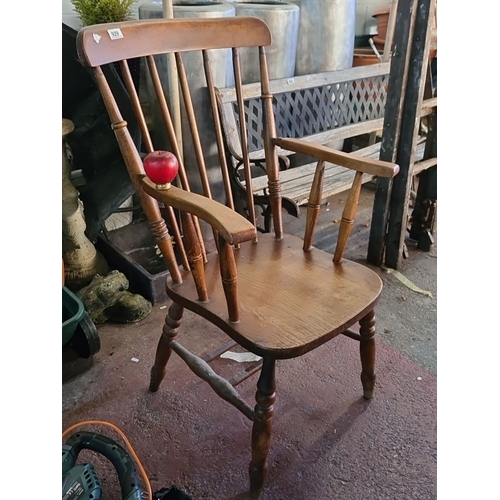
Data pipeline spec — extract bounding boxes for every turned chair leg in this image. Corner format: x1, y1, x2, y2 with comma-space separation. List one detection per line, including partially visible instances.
249, 357, 276, 498
359, 309, 376, 399
149, 301, 184, 392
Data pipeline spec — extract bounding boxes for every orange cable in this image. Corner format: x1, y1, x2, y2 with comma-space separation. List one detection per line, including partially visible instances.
62, 420, 153, 500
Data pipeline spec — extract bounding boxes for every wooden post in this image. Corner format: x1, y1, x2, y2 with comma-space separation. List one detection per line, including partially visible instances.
384, 0, 435, 268
367, 0, 417, 266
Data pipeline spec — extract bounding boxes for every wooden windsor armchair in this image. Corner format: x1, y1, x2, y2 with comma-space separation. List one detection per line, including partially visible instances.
76, 17, 399, 498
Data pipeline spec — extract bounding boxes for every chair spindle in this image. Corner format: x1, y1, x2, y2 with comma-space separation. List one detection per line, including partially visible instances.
181, 211, 208, 302
233, 47, 257, 230
218, 234, 239, 323
175, 52, 212, 200
303, 160, 325, 251
119, 59, 154, 153
203, 50, 236, 211
333, 170, 364, 264
176, 52, 220, 246
259, 46, 283, 240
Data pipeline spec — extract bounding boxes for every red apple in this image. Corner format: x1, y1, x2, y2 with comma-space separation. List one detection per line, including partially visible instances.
143, 150, 179, 189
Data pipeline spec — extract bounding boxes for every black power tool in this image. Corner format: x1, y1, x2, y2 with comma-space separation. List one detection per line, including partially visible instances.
62, 431, 193, 500
62, 431, 143, 500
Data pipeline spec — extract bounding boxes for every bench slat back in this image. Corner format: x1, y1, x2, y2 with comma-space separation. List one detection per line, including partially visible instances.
218, 63, 391, 160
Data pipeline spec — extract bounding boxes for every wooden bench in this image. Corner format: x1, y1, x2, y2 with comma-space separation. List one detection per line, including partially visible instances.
217, 62, 426, 231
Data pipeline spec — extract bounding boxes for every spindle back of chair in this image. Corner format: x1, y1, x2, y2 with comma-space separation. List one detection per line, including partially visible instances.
77, 18, 283, 279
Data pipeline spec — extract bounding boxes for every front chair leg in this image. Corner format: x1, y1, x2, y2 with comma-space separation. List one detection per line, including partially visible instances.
249, 357, 276, 498
359, 309, 376, 399
149, 301, 184, 392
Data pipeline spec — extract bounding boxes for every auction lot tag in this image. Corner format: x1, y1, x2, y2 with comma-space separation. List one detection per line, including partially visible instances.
107, 28, 124, 40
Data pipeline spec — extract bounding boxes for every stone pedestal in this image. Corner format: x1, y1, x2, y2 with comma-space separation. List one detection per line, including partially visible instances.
62, 118, 108, 290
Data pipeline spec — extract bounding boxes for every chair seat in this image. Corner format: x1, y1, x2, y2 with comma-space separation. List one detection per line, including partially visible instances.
167, 233, 382, 359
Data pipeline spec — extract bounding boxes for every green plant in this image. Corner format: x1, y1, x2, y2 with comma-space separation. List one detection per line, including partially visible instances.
70, 0, 135, 26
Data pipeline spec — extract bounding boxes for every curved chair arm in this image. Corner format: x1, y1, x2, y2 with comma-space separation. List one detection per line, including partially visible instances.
142, 176, 256, 322
273, 137, 399, 260
142, 177, 257, 245
273, 137, 399, 178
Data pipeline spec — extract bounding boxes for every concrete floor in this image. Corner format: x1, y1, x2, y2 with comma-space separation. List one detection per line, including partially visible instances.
62, 185, 437, 499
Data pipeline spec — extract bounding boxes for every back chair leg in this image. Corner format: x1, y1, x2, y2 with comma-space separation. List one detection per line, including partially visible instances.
359, 309, 376, 399
249, 357, 276, 498
149, 301, 184, 392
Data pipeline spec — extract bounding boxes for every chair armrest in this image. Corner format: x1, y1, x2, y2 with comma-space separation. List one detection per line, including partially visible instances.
273, 137, 399, 178
142, 177, 257, 245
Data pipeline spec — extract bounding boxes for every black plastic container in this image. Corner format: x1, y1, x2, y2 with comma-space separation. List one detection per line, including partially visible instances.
96, 221, 170, 305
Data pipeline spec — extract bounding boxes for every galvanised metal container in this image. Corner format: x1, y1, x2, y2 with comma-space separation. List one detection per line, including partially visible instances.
231, 1, 300, 83
290, 0, 356, 75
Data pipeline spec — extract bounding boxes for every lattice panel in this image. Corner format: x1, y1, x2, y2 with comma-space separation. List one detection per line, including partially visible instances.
232, 74, 388, 153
